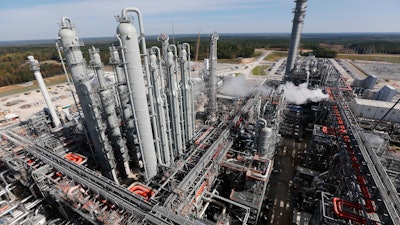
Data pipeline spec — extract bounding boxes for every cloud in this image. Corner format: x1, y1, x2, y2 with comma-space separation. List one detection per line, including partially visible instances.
0, 0, 289, 41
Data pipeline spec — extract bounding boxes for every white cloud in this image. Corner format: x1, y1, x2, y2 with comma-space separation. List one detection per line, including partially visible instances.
0, 0, 289, 41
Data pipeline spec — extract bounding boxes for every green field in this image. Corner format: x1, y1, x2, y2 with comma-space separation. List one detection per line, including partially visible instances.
264, 51, 288, 61
0, 75, 68, 98
252, 65, 270, 76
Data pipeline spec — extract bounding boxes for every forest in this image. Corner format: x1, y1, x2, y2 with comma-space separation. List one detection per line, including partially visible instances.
0, 33, 399, 87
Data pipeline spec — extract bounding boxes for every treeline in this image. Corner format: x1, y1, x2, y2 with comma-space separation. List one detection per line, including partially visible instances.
1, 33, 399, 87
346, 41, 400, 54
0, 50, 64, 87
302, 46, 337, 58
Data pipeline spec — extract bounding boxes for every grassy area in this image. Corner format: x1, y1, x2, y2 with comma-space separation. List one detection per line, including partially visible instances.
253, 51, 263, 57
264, 51, 288, 61
337, 54, 400, 63
252, 65, 270, 76
218, 58, 244, 64
0, 75, 68, 97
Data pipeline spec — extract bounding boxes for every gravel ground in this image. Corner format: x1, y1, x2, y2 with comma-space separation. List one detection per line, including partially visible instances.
353, 61, 400, 81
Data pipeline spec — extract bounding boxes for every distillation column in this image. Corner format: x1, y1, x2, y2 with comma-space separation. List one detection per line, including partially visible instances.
166, 46, 184, 156
116, 8, 158, 179
57, 17, 119, 183
27, 56, 61, 127
89, 47, 134, 178
207, 32, 219, 122
149, 48, 172, 165
179, 43, 195, 142
285, 0, 308, 76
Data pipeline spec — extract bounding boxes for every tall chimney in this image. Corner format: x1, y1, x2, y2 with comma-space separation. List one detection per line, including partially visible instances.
285, 0, 308, 76
27, 56, 61, 127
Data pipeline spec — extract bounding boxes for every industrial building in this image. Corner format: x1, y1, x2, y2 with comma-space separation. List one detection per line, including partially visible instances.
1, 1, 400, 225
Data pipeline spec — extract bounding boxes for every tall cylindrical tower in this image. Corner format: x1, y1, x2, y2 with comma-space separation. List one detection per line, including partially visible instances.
207, 32, 219, 122
179, 43, 195, 142
58, 17, 119, 183
27, 56, 61, 127
89, 47, 134, 178
116, 8, 158, 179
285, 0, 308, 76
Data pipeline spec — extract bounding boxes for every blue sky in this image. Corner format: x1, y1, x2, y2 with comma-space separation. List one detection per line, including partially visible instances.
0, 0, 399, 41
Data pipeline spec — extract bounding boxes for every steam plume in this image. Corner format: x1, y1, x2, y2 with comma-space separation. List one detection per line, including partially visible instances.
280, 82, 328, 105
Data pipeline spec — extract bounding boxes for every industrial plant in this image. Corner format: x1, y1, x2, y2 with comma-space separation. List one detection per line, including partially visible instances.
1, 1, 400, 225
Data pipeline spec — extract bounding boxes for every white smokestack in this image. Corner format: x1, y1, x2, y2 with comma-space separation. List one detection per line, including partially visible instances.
27, 56, 61, 127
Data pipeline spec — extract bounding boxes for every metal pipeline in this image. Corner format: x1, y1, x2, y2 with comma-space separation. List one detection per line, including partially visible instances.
201, 197, 227, 221
9, 202, 30, 225
179, 43, 195, 143
0, 202, 19, 217
0, 169, 10, 185
149, 47, 171, 166
5, 184, 16, 203
166, 44, 184, 156
183, 43, 196, 138
204, 190, 250, 225
153, 45, 174, 145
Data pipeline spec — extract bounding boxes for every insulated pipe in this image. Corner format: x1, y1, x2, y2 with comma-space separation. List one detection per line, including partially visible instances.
89, 47, 134, 178
58, 17, 119, 184
166, 46, 184, 156
207, 32, 219, 123
0, 169, 10, 185
0, 202, 19, 217
152, 46, 174, 159
179, 43, 195, 143
117, 7, 157, 179
150, 48, 171, 165
5, 184, 16, 203
285, 0, 308, 76
183, 43, 196, 138
109, 46, 136, 151
27, 56, 61, 127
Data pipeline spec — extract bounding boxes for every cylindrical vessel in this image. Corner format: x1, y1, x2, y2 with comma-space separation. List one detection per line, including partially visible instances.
27, 56, 61, 127
207, 32, 219, 122
117, 8, 157, 179
58, 17, 119, 183
285, 0, 308, 76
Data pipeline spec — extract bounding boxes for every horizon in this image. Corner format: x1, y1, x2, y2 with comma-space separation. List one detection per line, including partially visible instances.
1, 32, 399, 46
0, 0, 399, 42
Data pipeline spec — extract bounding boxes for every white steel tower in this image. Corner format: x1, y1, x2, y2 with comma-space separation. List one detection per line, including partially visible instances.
285, 0, 308, 76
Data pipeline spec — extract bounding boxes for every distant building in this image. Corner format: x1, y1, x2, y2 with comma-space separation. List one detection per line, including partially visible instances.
374, 85, 397, 102
350, 98, 400, 123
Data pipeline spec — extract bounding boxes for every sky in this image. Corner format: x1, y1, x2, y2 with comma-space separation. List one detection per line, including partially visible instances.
0, 0, 399, 41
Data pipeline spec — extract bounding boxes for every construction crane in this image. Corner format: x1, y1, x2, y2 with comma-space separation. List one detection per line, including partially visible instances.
192, 29, 201, 71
